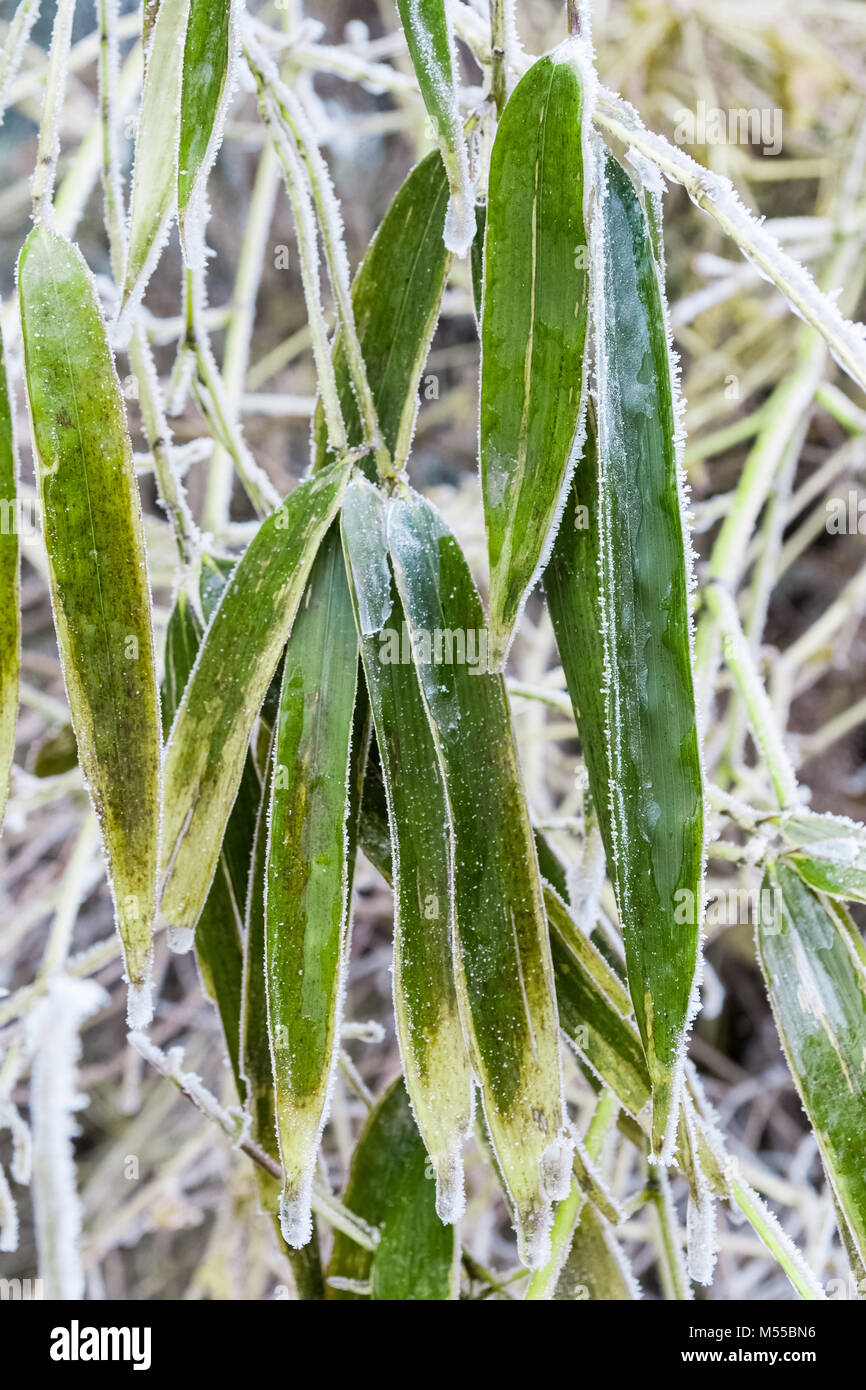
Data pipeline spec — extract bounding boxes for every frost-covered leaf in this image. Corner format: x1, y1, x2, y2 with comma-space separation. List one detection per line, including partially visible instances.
177, 0, 236, 254
162, 584, 247, 1088
777, 811, 866, 906
549, 151, 703, 1158
122, 0, 190, 313
19, 226, 161, 1009
480, 47, 590, 665
395, 0, 473, 255
388, 487, 568, 1268
313, 151, 450, 475
241, 752, 281, 1213
758, 862, 866, 1268
159, 462, 347, 936
0, 320, 18, 832
554, 1204, 640, 1300
326, 1078, 459, 1301
342, 476, 472, 1224
265, 526, 359, 1248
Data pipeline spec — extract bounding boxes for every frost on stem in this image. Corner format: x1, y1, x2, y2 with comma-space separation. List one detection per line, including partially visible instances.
26, 977, 108, 1300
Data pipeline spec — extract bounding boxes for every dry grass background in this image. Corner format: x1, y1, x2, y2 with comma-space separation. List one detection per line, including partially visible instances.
2, 0, 866, 1298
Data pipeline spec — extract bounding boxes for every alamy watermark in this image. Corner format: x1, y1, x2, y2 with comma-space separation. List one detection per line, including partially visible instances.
376, 621, 494, 675
673, 101, 783, 156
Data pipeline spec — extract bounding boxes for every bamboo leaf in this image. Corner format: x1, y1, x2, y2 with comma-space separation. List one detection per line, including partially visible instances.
777, 811, 866, 905
241, 753, 282, 1213
326, 1078, 459, 1301
758, 862, 866, 1267
266, 526, 360, 1248
162, 585, 247, 1090
480, 48, 590, 666
341, 475, 472, 1224
551, 151, 704, 1156
177, 0, 234, 241
0, 320, 19, 830
159, 462, 347, 937
387, 486, 568, 1268
554, 1204, 639, 1300
395, 0, 473, 256
313, 151, 450, 474
122, 0, 189, 312
19, 225, 160, 1011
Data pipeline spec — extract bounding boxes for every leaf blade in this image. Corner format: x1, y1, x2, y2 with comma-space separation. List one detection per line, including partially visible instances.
19, 225, 161, 1003
480, 50, 590, 663
0, 319, 19, 831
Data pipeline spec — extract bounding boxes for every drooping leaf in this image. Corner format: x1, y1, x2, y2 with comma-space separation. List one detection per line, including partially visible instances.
265, 526, 360, 1248
550, 151, 704, 1157
177, 0, 235, 244
341, 476, 472, 1224
159, 462, 347, 936
326, 1078, 459, 1301
387, 486, 568, 1268
0, 320, 19, 830
480, 47, 590, 665
122, 0, 190, 312
241, 751, 281, 1213
313, 151, 450, 475
554, 1204, 639, 1300
395, 0, 473, 256
19, 225, 160, 1008
758, 862, 866, 1267
162, 584, 247, 1089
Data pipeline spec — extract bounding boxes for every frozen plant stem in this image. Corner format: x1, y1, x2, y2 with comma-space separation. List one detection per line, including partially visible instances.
489, 0, 508, 114
649, 1165, 690, 1301
30, 0, 75, 220
246, 45, 391, 475
129, 1033, 378, 1254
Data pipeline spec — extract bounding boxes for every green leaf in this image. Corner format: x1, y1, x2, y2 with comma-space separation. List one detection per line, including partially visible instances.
177, 0, 234, 239
550, 152, 704, 1157
266, 526, 360, 1248
0, 320, 19, 830
554, 1203, 639, 1300
241, 752, 282, 1213
33, 724, 78, 778
395, 0, 473, 256
122, 0, 189, 311
759, 862, 866, 1268
341, 476, 472, 1223
159, 462, 347, 936
776, 811, 866, 905
313, 151, 450, 475
326, 1078, 459, 1301
162, 586, 247, 1091
19, 225, 161, 1009
480, 48, 590, 665
387, 486, 568, 1268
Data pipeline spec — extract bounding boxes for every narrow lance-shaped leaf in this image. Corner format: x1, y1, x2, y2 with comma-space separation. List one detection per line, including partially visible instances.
241, 751, 281, 1213
162, 578, 251, 1090
554, 1204, 640, 1301
395, 0, 473, 256
0, 319, 19, 830
357, 752, 652, 1123
266, 526, 360, 1248
19, 225, 160, 1014
177, 0, 235, 255
759, 862, 866, 1268
121, 0, 190, 314
480, 46, 590, 665
326, 1079, 459, 1301
341, 476, 473, 1224
556, 150, 703, 1157
160, 462, 347, 937
313, 151, 450, 475
388, 487, 569, 1269
775, 811, 866, 906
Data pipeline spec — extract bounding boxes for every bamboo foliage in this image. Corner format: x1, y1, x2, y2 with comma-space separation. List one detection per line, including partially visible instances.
4, 0, 866, 1304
